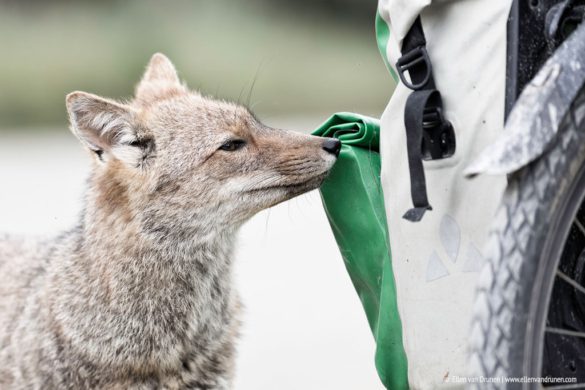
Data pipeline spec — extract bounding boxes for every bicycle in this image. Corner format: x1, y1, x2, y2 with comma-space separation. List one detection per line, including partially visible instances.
466, 0, 585, 387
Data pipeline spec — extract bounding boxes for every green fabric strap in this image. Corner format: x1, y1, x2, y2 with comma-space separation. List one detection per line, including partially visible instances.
312, 113, 408, 389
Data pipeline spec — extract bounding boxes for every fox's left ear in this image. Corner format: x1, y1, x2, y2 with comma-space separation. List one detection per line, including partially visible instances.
135, 53, 187, 105
66, 91, 149, 166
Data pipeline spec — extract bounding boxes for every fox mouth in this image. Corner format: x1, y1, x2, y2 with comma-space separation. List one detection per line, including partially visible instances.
244, 173, 329, 195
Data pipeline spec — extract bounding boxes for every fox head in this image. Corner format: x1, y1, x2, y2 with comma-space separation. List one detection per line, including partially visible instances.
66, 53, 340, 240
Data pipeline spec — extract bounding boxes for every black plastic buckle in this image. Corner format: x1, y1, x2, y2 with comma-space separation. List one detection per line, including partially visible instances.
421, 106, 456, 160
396, 46, 433, 90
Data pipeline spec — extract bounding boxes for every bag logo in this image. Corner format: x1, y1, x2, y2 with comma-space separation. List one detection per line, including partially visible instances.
426, 215, 485, 282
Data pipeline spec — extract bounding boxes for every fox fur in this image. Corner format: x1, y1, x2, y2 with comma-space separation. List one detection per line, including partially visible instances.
0, 53, 338, 389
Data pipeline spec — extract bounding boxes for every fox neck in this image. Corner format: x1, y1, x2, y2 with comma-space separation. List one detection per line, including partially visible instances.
52, 170, 239, 369
79, 174, 239, 301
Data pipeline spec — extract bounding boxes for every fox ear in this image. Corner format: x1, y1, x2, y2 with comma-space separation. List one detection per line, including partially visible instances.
135, 53, 186, 105
140, 53, 180, 85
66, 91, 144, 165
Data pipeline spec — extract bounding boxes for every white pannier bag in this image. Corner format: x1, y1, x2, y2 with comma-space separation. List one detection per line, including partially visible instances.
377, 0, 511, 387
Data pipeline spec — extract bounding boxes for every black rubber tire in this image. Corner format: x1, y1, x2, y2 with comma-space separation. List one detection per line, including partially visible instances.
468, 87, 585, 389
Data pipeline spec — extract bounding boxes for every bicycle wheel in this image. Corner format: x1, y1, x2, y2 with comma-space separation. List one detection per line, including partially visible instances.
469, 85, 585, 389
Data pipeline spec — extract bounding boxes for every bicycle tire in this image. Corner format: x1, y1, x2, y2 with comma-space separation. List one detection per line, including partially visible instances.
468, 86, 585, 389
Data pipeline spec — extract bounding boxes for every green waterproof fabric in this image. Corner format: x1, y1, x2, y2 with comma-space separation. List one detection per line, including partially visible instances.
375, 11, 398, 82
312, 113, 408, 389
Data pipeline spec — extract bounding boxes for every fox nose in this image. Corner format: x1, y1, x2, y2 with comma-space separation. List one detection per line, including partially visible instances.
322, 138, 341, 157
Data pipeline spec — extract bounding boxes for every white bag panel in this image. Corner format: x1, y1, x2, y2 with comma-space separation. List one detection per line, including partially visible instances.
378, 0, 430, 45
378, 0, 511, 388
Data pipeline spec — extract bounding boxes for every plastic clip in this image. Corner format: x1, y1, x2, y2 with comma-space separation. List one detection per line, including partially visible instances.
421, 106, 456, 160
396, 46, 433, 90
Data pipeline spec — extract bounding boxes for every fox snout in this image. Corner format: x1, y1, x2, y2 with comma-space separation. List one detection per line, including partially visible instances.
321, 138, 341, 157
217, 130, 340, 217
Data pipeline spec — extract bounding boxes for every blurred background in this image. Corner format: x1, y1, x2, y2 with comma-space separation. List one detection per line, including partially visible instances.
0, 1, 394, 389
0, 0, 394, 131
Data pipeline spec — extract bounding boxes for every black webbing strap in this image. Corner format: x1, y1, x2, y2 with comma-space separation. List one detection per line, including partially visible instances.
403, 90, 435, 222
396, 17, 455, 222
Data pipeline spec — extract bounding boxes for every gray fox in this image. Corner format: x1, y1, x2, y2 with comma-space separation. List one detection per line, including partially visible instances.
0, 53, 340, 389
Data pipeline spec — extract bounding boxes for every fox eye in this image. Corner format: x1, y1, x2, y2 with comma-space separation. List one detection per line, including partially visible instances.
219, 140, 246, 152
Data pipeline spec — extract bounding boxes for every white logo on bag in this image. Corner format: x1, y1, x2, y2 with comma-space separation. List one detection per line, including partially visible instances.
426, 215, 485, 282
